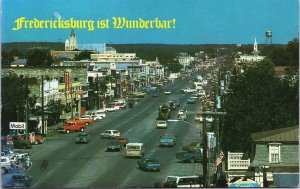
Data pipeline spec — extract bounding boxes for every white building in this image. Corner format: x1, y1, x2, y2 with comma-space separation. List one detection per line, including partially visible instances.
235, 38, 265, 64
178, 53, 194, 70
65, 29, 77, 50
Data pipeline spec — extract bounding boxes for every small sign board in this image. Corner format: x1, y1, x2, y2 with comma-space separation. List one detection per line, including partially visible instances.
9, 122, 26, 130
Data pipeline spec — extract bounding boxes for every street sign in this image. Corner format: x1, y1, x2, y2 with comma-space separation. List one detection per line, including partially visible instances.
9, 122, 26, 130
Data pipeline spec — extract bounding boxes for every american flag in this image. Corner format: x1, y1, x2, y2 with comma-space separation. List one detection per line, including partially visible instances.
214, 151, 225, 173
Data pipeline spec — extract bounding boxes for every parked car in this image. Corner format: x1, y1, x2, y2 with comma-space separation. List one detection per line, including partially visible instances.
159, 134, 176, 147
154, 175, 204, 188
2, 171, 32, 188
104, 106, 120, 112
94, 109, 107, 113
115, 136, 129, 146
91, 111, 106, 119
75, 133, 91, 144
1, 156, 12, 174
182, 142, 202, 152
91, 114, 104, 121
176, 149, 202, 163
106, 141, 123, 151
58, 120, 86, 134
156, 121, 167, 129
77, 115, 94, 125
206, 116, 214, 123
194, 113, 202, 121
100, 130, 121, 139
137, 157, 161, 172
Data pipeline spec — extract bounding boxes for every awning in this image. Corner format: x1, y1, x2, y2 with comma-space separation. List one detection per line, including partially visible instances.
228, 178, 261, 188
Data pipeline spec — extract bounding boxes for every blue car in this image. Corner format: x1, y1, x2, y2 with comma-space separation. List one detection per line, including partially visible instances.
2, 171, 32, 188
186, 97, 196, 104
137, 157, 161, 172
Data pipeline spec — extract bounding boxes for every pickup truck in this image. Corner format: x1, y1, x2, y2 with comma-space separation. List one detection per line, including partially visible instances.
176, 149, 202, 163
77, 115, 94, 125
58, 120, 86, 133
137, 157, 161, 172
159, 134, 176, 147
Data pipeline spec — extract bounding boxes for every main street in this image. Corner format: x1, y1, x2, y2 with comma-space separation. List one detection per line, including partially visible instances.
29, 74, 205, 188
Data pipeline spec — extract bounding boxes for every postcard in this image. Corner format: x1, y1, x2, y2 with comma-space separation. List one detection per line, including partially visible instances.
1, 0, 299, 188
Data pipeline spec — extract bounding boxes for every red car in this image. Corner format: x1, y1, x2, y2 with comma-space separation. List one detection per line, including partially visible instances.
115, 136, 128, 146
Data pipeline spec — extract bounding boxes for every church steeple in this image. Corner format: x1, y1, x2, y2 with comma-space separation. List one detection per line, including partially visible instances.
70, 28, 75, 37
65, 29, 77, 50
253, 37, 258, 55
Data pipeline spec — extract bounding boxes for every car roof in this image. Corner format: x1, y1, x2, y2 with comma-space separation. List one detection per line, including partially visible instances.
127, 142, 143, 146
117, 136, 127, 139
78, 133, 89, 135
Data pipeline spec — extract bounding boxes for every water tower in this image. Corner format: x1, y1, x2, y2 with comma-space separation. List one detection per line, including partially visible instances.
265, 30, 272, 44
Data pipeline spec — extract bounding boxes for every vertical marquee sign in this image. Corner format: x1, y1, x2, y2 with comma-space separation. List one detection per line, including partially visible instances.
65, 71, 70, 92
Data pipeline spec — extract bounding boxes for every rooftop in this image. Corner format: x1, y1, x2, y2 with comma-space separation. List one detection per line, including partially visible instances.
251, 126, 299, 143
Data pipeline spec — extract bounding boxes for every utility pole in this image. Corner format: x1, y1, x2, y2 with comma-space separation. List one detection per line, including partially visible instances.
70, 83, 74, 119
97, 75, 101, 109
202, 114, 208, 187
25, 78, 29, 141
187, 111, 226, 187
41, 75, 45, 135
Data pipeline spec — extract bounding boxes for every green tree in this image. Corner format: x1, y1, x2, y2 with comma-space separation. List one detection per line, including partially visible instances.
74, 50, 93, 60
286, 38, 299, 68
221, 59, 298, 153
26, 49, 53, 67
45, 99, 66, 125
1, 77, 29, 135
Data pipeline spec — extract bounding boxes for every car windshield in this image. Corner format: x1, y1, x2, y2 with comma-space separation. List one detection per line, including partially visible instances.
146, 159, 158, 163
78, 133, 88, 137
127, 145, 141, 150
109, 141, 119, 145
166, 176, 177, 182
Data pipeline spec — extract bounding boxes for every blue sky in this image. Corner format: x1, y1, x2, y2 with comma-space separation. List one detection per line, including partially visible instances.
1, 0, 299, 44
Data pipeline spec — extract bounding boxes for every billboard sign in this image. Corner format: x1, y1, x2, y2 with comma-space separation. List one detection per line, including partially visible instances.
65, 71, 70, 92
9, 122, 26, 130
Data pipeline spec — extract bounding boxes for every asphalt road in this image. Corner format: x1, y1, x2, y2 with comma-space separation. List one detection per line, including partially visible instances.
28, 75, 205, 188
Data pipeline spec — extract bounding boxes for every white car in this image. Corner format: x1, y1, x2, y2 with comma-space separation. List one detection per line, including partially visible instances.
197, 90, 206, 96
95, 109, 107, 113
156, 121, 167, 128
195, 114, 203, 121
92, 114, 104, 121
164, 90, 171, 95
90, 111, 106, 120
1, 156, 12, 174
177, 110, 187, 120
104, 106, 120, 112
183, 88, 197, 93
206, 116, 214, 123
100, 130, 121, 139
